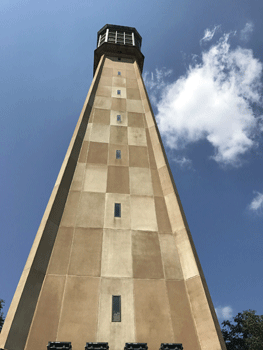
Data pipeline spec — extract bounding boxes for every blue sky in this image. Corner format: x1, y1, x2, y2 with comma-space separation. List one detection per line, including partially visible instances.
1, 0, 263, 323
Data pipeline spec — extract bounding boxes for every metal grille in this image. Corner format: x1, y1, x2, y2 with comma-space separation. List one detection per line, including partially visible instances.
112, 295, 121, 322
159, 344, 183, 350
47, 342, 72, 350
85, 343, 109, 350
124, 343, 148, 350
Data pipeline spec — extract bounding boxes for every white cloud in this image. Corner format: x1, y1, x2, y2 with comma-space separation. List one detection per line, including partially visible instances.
248, 191, 263, 215
240, 22, 254, 42
215, 306, 233, 320
173, 156, 193, 169
200, 25, 221, 43
151, 31, 263, 166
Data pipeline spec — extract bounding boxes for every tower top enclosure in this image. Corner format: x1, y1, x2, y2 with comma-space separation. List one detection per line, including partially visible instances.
94, 24, 144, 75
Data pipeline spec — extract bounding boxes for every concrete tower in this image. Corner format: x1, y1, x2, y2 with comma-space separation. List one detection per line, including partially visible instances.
0, 25, 226, 350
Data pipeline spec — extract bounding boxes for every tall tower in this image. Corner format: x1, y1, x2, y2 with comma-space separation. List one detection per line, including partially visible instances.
0, 25, 226, 350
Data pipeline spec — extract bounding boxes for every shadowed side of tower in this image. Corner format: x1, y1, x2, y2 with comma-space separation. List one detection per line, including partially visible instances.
0, 25, 226, 350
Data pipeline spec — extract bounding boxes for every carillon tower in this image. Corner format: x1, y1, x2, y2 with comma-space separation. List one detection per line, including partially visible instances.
0, 25, 226, 350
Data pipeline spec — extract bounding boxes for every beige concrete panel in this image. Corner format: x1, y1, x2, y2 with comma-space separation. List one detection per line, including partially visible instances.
104, 193, 131, 230
132, 230, 164, 279
125, 61, 135, 70
153, 142, 166, 169
101, 67, 113, 77
76, 192, 105, 228
148, 125, 159, 145
87, 142, 108, 165
126, 70, 136, 79
83, 164, 108, 193
128, 112, 145, 128
97, 85, 112, 97
130, 196, 158, 231
159, 165, 174, 196
174, 228, 199, 280
108, 144, 129, 167
128, 127, 147, 146
186, 276, 222, 350
126, 79, 139, 89
134, 279, 174, 349
111, 97, 126, 112
25, 275, 66, 350
94, 96, 112, 110
145, 129, 157, 169
158, 234, 183, 280
68, 228, 103, 276
97, 278, 135, 350
47, 227, 74, 275
84, 122, 92, 142
93, 108, 111, 125
110, 110, 128, 126
142, 98, 150, 113
112, 76, 126, 87
90, 123, 110, 143
144, 111, 154, 128
151, 169, 163, 196
166, 280, 201, 350
165, 192, 185, 232
110, 126, 128, 145
70, 162, 85, 191
129, 167, 153, 196
107, 166, 130, 194
126, 88, 141, 100
78, 140, 89, 163
129, 146, 149, 168
57, 276, 100, 347
154, 196, 172, 233
126, 99, 144, 113
60, 191, 81, 227
98, 76, 112, 87
112, 87, 127, 99
101, 229, 132, 277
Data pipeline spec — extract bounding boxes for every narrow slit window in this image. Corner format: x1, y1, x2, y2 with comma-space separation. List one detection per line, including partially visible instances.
114, 203, 121, 217
117, 114, 121, 122
118, 71, 121, 75
117, 90, 121, 95
112, 295, 121, 322
116, 150, 121, 159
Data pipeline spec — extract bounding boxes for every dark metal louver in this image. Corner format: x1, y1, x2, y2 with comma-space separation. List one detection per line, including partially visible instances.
112, 295, 121, 321
85, 342, 109, 350
124, 343, 148, 350
47, 342, 72, 350
159, 343, 183, 350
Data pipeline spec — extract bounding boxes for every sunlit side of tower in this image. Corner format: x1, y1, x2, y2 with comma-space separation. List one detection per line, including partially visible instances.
0, 25, 226, 350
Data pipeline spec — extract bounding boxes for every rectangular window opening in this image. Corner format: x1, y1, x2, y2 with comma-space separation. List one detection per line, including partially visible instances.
118, 71, 121, 75
117, 90, 121, 95
112, 295, 121, 322
114, 203, 121, 217
116, 150, 121, 159
117, 114, 121, 122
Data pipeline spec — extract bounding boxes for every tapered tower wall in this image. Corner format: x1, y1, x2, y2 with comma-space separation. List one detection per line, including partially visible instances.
0, 26, 226, 350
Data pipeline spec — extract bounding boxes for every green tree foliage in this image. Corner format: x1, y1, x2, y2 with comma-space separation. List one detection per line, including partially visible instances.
222, 310, 263, 350
0, 299, 5, 332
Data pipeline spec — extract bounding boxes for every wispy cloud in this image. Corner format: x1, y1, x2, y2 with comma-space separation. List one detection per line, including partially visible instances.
172, 156, 193, 170
215, 306, 233, 320
240, 22, 254, 42
248, 191, 263, 215
146, 27, 263, 167
143, 68, 172, 106
200, 25, 221, 44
